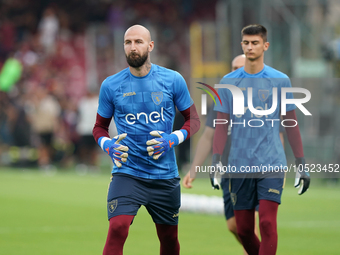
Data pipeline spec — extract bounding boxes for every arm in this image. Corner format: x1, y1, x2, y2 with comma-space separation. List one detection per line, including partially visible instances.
282, 110, 304, 158
210, 111, 230, 189
93, 113, 111, 142
179, 103, 201, 139
182, 126, 214, 188
283, 110, 310, 195
213, 112, 229, 156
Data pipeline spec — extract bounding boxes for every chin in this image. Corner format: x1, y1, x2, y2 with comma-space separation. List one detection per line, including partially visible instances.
247, 56, 258, 61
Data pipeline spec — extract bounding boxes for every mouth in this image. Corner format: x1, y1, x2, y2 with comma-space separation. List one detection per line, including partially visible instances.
128, 52, 139, 57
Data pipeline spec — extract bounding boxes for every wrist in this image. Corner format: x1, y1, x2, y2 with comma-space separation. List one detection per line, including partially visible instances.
212, 154, 221, 163
171, 129, 188, 146
295, 157, 305, 165
98, 136, 111, 151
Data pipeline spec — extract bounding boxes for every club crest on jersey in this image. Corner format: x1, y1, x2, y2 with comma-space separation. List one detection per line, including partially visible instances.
108, 199, 118, 213
151, 92, 163, 105
258, 90, 269, 102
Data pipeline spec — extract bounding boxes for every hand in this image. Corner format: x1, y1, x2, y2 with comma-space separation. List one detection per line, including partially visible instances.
182, 170, 196, 189
210, 154, 224, 190
103, 133, 129, 167
146, 131, 179, 160
294, 157, 310, 195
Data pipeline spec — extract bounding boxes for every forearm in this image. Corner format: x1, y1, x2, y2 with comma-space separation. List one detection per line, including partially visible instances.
213, 112, 229, 155
92, 113, 112, 143
179, 104, 201, 140
93, 113, 114, 152
283, 110, 304, 158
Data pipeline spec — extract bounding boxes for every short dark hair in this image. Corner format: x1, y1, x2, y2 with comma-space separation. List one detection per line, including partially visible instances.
241, 24, 267, 42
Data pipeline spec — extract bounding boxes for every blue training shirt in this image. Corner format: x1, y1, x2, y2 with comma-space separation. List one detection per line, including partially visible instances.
97, 64, 193, 179
214, 65, 296, 173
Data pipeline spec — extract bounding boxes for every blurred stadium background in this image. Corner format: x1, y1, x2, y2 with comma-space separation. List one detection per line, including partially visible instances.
0, 0, 339, 254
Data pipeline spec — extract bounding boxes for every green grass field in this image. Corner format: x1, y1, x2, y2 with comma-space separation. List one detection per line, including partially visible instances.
1, 167, 339, 255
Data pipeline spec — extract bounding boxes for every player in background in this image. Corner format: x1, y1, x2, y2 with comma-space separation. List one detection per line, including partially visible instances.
92, 25, 200, 255
183, 54, 261, 255
212, 24, 310, 255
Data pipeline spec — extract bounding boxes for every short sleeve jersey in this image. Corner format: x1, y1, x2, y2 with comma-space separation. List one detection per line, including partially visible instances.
98, 64, 193, 179
214, 65, 296, 173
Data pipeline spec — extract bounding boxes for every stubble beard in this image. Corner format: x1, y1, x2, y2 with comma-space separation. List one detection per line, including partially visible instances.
247, 54, 260, 62
246, 50, 264, 62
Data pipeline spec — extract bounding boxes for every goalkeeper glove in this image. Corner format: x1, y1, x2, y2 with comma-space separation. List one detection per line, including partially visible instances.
210, 154, 224, 190
98, 133, 129, 167
294, 157, 310, 195
146, 130, 187, 160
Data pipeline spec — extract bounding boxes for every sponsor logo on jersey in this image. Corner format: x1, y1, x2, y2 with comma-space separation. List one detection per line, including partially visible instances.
125, 107, 165, 125
123, 91, 136, 97
172, 213, 179, 218
108, 199, 118, 213
151, 91, 163, 105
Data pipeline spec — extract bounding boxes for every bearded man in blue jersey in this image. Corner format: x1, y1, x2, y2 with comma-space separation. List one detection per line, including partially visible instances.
93, 25, 200, 255
212, 24, 310, 255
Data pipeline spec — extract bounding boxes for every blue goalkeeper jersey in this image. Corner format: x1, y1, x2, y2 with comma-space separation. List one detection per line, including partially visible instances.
97, 64, 193, 179
214, 65, 296, 173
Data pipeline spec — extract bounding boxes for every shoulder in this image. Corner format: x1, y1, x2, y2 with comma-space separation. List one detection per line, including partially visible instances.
263, 65, 289, 78
223, 67, 244, 79
101, 68, 130, 90
219, 67, 243, 86
152, 64, 187, 93
152, 64, 183, 80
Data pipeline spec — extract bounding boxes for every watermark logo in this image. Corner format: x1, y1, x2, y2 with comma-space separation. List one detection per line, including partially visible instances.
198, 83, 311, 116
197, 82, 312, 128
196, 82, 222, 115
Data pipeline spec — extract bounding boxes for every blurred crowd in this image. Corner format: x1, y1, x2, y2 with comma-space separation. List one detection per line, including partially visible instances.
0, 0, 216, 170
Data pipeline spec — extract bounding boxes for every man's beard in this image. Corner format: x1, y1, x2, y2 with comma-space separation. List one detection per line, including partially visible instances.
126, 51, 148, 68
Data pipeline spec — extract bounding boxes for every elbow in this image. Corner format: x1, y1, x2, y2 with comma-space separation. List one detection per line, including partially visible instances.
92, 124, 99, 143
190, 104, 201, 136
190, 115, 201, 136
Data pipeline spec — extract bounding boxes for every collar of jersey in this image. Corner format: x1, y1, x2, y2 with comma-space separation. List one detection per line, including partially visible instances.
128, 64, 154, 79
242, 64, 266, 78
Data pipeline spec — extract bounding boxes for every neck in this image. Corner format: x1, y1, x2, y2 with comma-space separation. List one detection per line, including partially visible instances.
244, 56, 264, 74
129, 59, 152, 77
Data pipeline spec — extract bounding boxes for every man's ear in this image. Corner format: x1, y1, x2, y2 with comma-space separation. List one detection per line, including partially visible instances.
148, 41, 154, 52
264, 41, 270, 51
